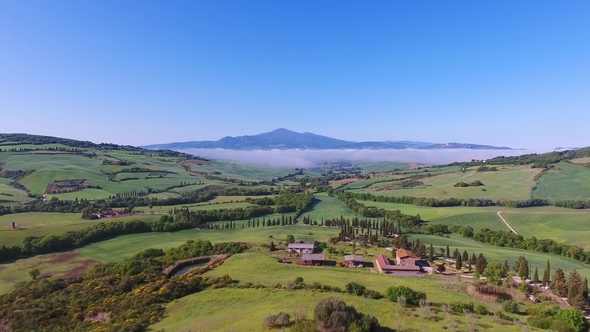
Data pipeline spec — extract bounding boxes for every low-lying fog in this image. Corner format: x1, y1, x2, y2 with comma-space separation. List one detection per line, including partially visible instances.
181, 148, 543, 169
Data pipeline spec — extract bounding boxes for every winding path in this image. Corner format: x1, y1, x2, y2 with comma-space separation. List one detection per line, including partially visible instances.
497, 211, 518, 234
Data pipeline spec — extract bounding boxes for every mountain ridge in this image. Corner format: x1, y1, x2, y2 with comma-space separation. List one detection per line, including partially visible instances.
142, 128, 513, 151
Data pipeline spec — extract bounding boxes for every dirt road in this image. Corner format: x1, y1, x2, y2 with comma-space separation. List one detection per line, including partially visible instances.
497, 211, 518, 234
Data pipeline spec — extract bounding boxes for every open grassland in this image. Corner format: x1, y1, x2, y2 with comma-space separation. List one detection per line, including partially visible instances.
428, 212, 508, 231
301, 194, 371, 221
357, 200, 484, 220
0, 213, 161, 246
503, 211, 590, 250
187, 160, 296, 182
533, 162, 590, 200
151, 287, 522, 332
358, 166, 541, 201
410, 234, 590, 280
0, 178, 30, 202
0, 251, 98, 295
355, 162, 410, 173
79, 223, 324, 263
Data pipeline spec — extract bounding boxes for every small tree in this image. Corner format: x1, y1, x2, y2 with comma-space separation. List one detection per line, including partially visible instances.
269, 241, 277, 252
286, 234, 295, 244
28, 269, 40, 280
475, 253, 487, 274
566, 270, 587, 309
446, 245, 450, 258
533, 268, 539, 285
483, 261, 504, 285
428, 244, 434, 262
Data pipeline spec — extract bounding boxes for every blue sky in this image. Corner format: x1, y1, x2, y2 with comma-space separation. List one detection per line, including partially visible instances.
1, 1, 589, 149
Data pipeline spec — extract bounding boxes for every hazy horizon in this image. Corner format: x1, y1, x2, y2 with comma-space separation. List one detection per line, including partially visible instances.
181, 147, 546, 168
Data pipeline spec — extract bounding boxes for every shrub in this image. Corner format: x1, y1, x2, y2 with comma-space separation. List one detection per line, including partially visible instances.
502, 300, 519, 314
294, 277, 304, 285
345, 282, 367, 296
313, 298, 380, 332
264, 312, 292, 328
449, 301, 474, 314
385, 286, 426, 305
556, 308, 589, 332
290, 319, 317, 332
474, 304, 489, 316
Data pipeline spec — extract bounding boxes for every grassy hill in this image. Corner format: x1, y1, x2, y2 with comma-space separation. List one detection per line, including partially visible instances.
533, 162, 590, 201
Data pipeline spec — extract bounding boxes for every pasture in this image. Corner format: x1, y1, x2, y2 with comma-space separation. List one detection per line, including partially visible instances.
533, 162, 590, 201
427, 212, 508, 231
0, 251, 98, 295
151, 288, 524, 332
503, 211, 590, 250
357, 166, 541, 201
300, 194, 371, 221
79, 223, 328, 263
0, 212, 161, 246
186, 160, 296, 182
0, 178, 31, 202
357, 200, 485, 221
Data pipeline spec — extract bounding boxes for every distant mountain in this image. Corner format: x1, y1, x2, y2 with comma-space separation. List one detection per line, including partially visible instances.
142, 129, 512, 151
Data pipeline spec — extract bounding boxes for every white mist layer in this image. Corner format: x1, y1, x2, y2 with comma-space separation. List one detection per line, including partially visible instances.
180, 148, 543, 169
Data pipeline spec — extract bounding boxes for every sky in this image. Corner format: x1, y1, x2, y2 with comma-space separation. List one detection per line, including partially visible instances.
1, 1, 589, 149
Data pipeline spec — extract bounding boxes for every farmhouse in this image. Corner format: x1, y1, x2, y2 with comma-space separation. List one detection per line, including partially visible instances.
375, 254, 421, 276
344, 255, 364, 267
301, 253, 325, 266
395, 249, 418, 266
288, 243, 315, 254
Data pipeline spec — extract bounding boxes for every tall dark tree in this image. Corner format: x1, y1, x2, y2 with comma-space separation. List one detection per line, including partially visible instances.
584, 277, 589, 299
542, 269, 549, 287
471, 252, 477, 264
475, 253, 487, 274
533, 268, 539, 285
269, 241, 277, 252
428, 244, 434, 263
517, 257, 529, 280
546, 260, 551, 284
566, 270, 587, 309
462, 250, 469, 263
446, 245, 450, 258
550, 268, 568, 297
503, 259, 510, 273
455, 253, 463, 270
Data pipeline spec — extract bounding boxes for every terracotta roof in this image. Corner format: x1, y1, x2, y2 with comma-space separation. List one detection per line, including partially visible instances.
344, 255, 363, 262
375, 254, 392, 269
302, 254, 325, 261
396, 249, 418, 259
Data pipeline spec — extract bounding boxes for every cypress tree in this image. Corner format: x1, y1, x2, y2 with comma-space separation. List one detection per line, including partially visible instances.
533, 268, 539, 285
462, 250, 469, 263
476, 253, 487, 274
542, 269, 549, 287
566, 270, 587, 309
455, 253, 463, 270
546, 260, 551, 284
503, 259, 510, 273
551, 268, 568, 297
518, 258, 529, 280
428, 244, 434, 262
446, 245, 450, 258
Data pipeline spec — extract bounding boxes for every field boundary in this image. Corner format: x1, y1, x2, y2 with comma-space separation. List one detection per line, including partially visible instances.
497, 211, 517, 234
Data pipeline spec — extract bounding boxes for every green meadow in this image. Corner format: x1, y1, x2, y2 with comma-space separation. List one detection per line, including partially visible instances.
300, 194, 371, 221
533, 162, 590, 201
0, 213, 161, 246
503, 211, 590, 250
151, 287, 523, 332
355, 165, 541, 201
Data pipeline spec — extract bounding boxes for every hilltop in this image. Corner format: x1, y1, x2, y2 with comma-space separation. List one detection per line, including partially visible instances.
142, 128, 513, 151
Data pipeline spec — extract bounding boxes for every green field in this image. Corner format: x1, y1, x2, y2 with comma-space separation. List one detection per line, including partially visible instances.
570, 157, 590, 164
301, 194, 371, 221
355, 162, 410, 174
533, 162, 590, 200
0, 251, 97, 295
503, 211, 590, 250
0, 178, 31, 202
187, 160, 296, 182
357, 200, 486, 220
0, 213, 161, 246
428, 212, 508, 231
152, 285, 521, 332
355, 165, 541, 201
79, 223, 325, 263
